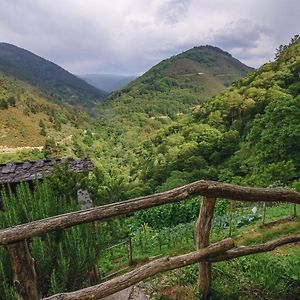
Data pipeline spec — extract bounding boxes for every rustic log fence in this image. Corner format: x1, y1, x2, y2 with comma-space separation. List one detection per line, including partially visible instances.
0, 180, 299, 300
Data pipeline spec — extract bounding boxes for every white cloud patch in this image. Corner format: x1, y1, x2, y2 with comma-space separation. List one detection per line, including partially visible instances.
0, 0, 299, 74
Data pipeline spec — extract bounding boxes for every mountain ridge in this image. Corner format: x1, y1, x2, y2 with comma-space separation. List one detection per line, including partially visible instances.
0, 42, 106, 111
100, 45, 253, 123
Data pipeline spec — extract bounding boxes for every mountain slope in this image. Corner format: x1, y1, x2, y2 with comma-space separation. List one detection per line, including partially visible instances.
0, 71, 88, 148
135, 36, 300, 192
100, 45, 253, 119
0, 43, 106, 111
71, 46, 253, 179
79, 74, 136, 92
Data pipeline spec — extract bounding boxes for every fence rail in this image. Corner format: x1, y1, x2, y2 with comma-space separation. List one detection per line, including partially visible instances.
43, 239, 234, 300
0, 180, 299, 245
0, 180, 299, 300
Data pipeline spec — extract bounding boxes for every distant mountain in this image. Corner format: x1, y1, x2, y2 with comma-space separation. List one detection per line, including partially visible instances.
101, 45, 253, 119
79, 74, 136, 92
92, 46, 253, 176
0, 43, 106, 111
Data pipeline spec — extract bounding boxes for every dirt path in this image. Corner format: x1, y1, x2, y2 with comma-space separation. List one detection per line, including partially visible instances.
102, 286, 149, 300
0, 146, 43, 153
178, 72, 205, 76
0, 135, 72, 154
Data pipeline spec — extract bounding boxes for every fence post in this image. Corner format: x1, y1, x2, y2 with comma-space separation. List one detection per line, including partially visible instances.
228, 201, 233, 237
127, 236, 133, 266
262, 202, 266, 225
6, 240, 39, 300
78, 190, 100, 284
195, 196, 216, 300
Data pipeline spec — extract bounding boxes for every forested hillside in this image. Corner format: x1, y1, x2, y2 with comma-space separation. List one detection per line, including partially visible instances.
80, 46, 253, 183
135, 36, 300, 193
5, 37, 299, 199
73, 36, 300, 200
0, 43, 100, 154
100, 45, 252, 119
0, 43, 106, 111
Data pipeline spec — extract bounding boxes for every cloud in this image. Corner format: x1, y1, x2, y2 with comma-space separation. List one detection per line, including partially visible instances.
156, 0, 192, 24
208, 19, 276, 66
0, 0, 299, 74
210, 19, 272, 49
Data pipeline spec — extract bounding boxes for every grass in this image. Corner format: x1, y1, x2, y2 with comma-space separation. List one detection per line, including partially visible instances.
0, 71, 85, 150
98, 203, 300, 299
212, 248, 300, 300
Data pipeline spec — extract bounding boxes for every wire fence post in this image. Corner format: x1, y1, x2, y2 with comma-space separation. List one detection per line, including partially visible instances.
262, 202, 267, 225
127, 236, 133, 266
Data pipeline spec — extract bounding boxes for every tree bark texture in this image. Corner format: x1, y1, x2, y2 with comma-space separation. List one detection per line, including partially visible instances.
209, 234, 300, 262
195, 196, 216, 300
6, 240, 39, 300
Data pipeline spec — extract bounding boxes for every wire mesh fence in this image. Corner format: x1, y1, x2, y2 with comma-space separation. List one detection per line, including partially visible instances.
97, 201, 297, 278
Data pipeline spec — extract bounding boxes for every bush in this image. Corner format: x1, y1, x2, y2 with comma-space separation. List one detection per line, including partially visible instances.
7, 96, 16, 107
0, 99, 8, 110
0, 180, 100, 297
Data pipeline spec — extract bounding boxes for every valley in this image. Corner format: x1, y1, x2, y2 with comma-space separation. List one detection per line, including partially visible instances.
79, 73, 137, 93
0, 35, 299, 300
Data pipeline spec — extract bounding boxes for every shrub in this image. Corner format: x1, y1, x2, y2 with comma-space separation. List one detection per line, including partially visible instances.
0, 180, 100, 297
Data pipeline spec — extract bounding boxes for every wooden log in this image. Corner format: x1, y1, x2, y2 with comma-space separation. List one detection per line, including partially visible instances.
0, 180, 299, 245
6, 240, 39, 300
42, 238, 234, 300
209, 234, 300, 262
195, 196, 216, 300
259, 215, 295, 229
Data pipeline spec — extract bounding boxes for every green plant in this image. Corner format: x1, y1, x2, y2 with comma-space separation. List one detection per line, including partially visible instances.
0, 180, 100, 297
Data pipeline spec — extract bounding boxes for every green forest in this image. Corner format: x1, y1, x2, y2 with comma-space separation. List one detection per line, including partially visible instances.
0, 36, 300, 299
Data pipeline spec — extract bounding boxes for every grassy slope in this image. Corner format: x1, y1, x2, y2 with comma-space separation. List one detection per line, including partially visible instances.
0, 71, 87, 148
94, 202, 300, 299
136, 205, 300, 299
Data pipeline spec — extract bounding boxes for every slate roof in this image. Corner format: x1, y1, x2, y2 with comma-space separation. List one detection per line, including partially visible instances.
0, 158, 93, 184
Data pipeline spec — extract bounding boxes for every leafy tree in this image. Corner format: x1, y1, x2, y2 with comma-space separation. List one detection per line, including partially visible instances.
43, 138, 60, 158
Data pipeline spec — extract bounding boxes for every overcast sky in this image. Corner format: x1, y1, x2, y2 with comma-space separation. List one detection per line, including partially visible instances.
0, 0, 299, 75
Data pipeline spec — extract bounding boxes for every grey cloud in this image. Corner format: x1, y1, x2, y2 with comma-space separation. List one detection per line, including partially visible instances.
0, 0, 299, 73
211, 19, 272, 49
156, 0, 192, 24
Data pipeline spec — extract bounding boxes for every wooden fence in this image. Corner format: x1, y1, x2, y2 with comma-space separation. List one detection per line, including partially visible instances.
0, 180, 300, 300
